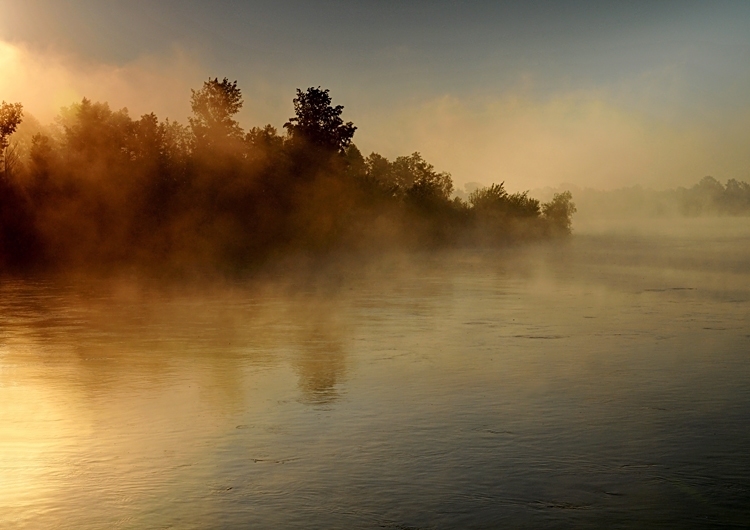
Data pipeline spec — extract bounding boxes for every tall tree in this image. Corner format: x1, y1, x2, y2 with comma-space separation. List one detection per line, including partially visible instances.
190, 78, 244, 151
284, 87, 356, 154
60, 98, 134, 165
0, 101, 23, 176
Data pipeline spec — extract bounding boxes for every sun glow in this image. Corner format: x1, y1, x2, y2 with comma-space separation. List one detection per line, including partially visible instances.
0, 39, 200, 124
356, 88, 750, 192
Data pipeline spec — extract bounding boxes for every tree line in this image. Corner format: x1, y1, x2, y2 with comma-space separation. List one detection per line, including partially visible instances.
542, 176, 750, 221
676, 176, 750, 216
0, 79, 576, 275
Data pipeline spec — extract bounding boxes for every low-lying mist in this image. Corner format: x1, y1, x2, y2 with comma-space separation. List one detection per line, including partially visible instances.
0, 80, 575, 277
536, 177, 750, 227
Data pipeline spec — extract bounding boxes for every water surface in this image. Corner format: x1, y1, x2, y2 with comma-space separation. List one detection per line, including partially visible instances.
1, 219, 749, 528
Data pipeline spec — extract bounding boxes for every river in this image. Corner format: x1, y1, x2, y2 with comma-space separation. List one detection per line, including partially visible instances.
1, 218, 749, 528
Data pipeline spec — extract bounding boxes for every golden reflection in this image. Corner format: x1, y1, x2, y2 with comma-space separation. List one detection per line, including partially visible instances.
294, 323, 347, 405
1, 227, 749, 527
0, 277, 356, 525
0, 379, 83, 521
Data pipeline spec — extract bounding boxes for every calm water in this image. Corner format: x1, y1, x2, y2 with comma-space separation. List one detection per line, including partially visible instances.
1, 219, 749, 529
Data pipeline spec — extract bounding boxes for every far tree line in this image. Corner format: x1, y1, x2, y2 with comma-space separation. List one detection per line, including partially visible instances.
0, 79, 576, 275
545, 176, 750, 221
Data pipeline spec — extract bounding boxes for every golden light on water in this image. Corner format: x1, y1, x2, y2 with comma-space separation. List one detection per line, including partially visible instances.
1, 2, 749, 526
0, 223, 749, 527
0, 318, 298, 526
0, 376, 71, 515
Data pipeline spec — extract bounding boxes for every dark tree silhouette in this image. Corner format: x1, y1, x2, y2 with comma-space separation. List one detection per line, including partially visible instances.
0, 101, 23, 175
284, 87, 356, 153
469, 183, 540, 221
393, 153, 452, 198
469, 183, 508, 210
0, 101, 42, 268
0, 81, 577, 275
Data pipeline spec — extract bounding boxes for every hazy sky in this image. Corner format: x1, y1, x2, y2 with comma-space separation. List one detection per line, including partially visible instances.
1, 0, 749, 190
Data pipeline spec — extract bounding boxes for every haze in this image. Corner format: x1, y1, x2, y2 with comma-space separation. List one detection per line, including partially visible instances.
2, 0, 750, 190
2, 4, 750, 527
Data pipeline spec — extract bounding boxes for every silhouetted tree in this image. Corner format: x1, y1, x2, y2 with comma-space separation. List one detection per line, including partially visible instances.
245, 125, 285, 165
0, 80, 578, 275
469, 183, 508, 210
364, 152, 397, 194
284, 87, 356, 154
0, 101, 23, 176
0, 102, 42, 268
395, 153, 453, 199
343, 144, 366, 180
542, 191, 577, 234
60, 99, 134, 167
190, 78, 244, 153
470, 183, 540, 218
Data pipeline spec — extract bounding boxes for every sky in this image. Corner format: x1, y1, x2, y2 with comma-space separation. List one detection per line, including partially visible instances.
1, 0, 749, 190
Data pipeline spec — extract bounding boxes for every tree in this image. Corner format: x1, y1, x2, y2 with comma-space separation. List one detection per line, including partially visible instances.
469, 183, 508, 210
190, 78, 244, 151
0, 101, 23, 176
365, 152, 394, 187
542, 191, 577, 235
0, 101, 22, 148
470, 182, 539, 217
723, 178, 750, 214
245, 125, 284, 157
0, 102, 40, 267
343, 144, 366, 180
284, 87, 356, 153
60, 98, 134, 165
29, 133, 55, 188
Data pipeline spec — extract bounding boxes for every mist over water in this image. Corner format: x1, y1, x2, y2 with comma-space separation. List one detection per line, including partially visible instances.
1, 217, 749, 528
3, 2, 750, 526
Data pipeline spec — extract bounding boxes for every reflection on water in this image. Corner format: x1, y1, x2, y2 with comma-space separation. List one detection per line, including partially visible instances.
1, 218, 750, 528
294, 324, 347, 405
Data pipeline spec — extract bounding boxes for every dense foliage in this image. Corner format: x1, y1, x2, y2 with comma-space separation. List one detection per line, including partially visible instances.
0, 82, 575, 275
